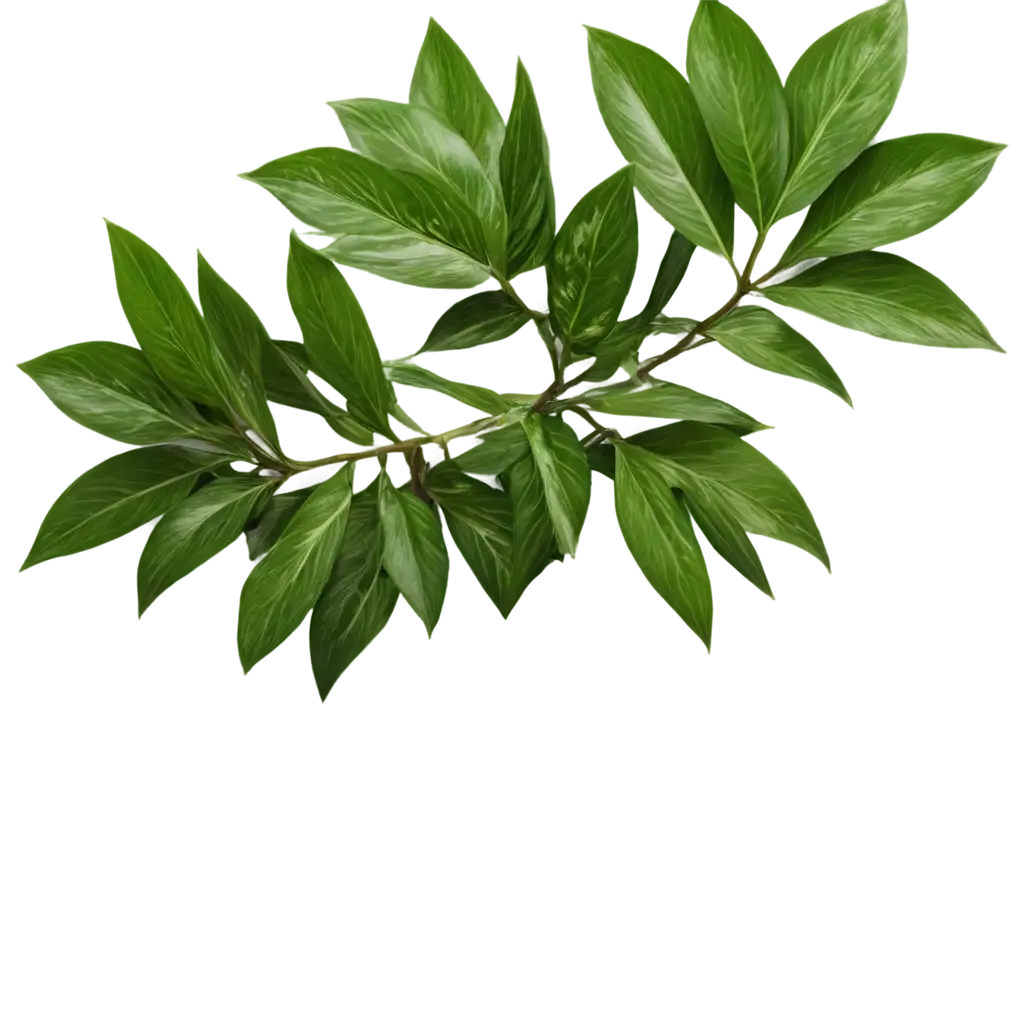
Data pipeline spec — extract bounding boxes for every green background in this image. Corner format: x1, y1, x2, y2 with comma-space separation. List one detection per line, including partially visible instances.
2, 2, 1024, 1015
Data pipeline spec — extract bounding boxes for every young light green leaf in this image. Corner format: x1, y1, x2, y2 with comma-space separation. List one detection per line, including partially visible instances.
634, 230, 697, 325
237, 464, 355, 673
196, 253, 279, 447
452, 423, 531, 475
241, 148, 491, 288
547, 166, 638, 346
384, 362, 513, 415
586, 27, 734, 255
286, 233, 394, 436
774, 0, 908, 221
426, 461, 514, 615
500, 451, 561, 612
687, 1, 790, 230
418, 290, 530, 354
105, 222, 226, 407
613, 442, 713, 649
522, 414, 591, 558
710, 305, 852, 405
762, 252, 1002, 351
410, 18, 505, 184
577, 380, 768, 435
500, 60, 557, 276
22, 445, 226, 570
309, 486, 399, 700
18, 341, 211, 445
378, 473, 449, 635
330, 99, 505, 270
245, 486, 316, 560
783, 133, 1007, 263
630, 422, 829, 568
138, 475, 275, 614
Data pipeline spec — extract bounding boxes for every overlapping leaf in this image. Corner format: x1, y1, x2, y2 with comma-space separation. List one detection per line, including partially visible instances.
547, 166, 638, 347
241, 148, 491, 287
783, 133, 1006, 262
687, 1, 789, 230
237, 464, 355, 672
763, 252, 1002, 350
587, 27, 734, 255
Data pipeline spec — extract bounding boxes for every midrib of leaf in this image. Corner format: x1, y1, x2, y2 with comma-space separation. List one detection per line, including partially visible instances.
774, 281, 961, 331
727, 70, 765, 227
56, 371, 200, 433
563, 203, 612, 337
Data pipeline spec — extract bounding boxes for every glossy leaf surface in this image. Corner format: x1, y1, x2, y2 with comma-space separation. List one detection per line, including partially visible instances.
419, 290, 530, 353
245, 487, 315, 560
385, 362, 513, 415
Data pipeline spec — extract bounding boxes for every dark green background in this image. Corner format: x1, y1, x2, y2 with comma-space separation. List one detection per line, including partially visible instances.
2, 2, 1024, 1015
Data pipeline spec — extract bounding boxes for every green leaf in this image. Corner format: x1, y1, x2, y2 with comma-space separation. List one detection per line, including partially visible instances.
783, 133, 1007, 262
586, 443, 616, 480
22, 445, 226, 570
500, 60, 556, 276
105, 221, 227, 408
629, 422, 829, 568
774, 0, 908, 221
196, 253, 279, 448
522, 414, 591, 558
410, 18, 505, 184
378, 473, 449, 635
709, 306, 851, 405
500, 451, 561, 611
613, 442, 713, 648
687, 1, 790, 231
452, 423, 531, 475
426, 461, 514, 615
329, 99, 505, 270
418, 290, 530, 354
309, 485, 399, 700
245, 486, 316, 560
286, 233, 394, 436
384, 362, 513, 415
18, 341, 211, 445
241, 148, 490, 288
762, 252, 1002, 351
138, 475, 275, 614
547, 166, 638, 346
586, 27, 734, 256
635, 230, 698, 325
237, 464, 355, 673
577, 380, 768, 435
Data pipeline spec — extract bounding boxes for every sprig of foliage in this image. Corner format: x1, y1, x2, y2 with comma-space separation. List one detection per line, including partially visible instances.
19, 2, 1005, 700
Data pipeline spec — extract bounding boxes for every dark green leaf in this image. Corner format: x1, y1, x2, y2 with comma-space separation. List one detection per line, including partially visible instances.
577, 380, 768, 435
452, 423, 531, 475
635, 230, 697, 325
783, 133, 1006, 262
522, 414, 591, 557
330, 99, 505, 270
587, 443, 616, 480
710, 305, 851, 405
309, 486, 399, 700
18, 341, 211, 445
105, 221, 227, 407
286, 233, 394, 436
378, 473, 449, 635
547, 166, 638, 346
763, 252, 1002, 351
241, 148, 490, 288
500, 451, 561, 611
613, 442, 713, 648
426, 461, 514, 614
196, 253, 279, 448
500, 60, 557, 276
774, 0, 908, 221
385, 362, 513, 415
245, 486, 316, 560
138, 475, 275, 614
586, 27, 733, 255
629, 422, 829, 568
237, 464, 355, 673
687, 1, 789, 231
22, 445, 226, 570
418, 290, 530, 353
410, 18, 505, 184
